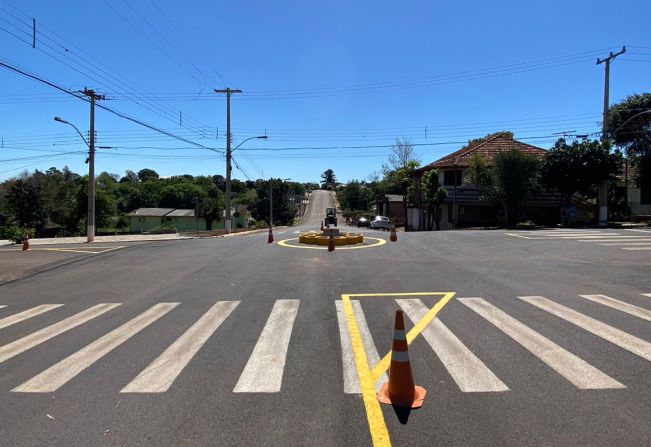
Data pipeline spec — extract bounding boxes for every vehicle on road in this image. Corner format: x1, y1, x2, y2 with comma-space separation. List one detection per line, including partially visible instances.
325, 207, 337, 226
370, 216, 391, 230
357, 217, 369, 227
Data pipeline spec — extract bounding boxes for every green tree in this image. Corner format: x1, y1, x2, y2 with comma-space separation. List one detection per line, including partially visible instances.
539, 138, 622, 212
467, 150, 539, 227
251, 179, 297, 225
159, 182, 207, 209
420, 169, 448, 230
137, 168, 160, 183
321, 169, 336, 190
76, 178, 117, 229
608, 93, 651, 191
5, 179, 48, 233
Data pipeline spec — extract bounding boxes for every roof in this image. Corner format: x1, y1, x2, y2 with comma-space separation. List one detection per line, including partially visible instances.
127, 208, 175, 217
416, 135, 547, 172
166, 209, 195, 217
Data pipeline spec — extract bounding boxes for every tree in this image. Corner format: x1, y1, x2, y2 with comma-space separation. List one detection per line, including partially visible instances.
120, 170, 140, 183
251, 179, 297, 226
466, 150, 539, 227
76, 178, 117, 229
137, 168, 160, 183
5, 180, 48, 233
539, 138, 622, 222
608, 93, 651, 190
382, 137, 421, 173
159, 182, 207, 209
321, 169, 336, 190
381, 138, 421, 229
420, 169, 448, 230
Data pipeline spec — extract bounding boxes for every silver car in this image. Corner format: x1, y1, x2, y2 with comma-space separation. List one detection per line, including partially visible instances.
370, 216, 391, 230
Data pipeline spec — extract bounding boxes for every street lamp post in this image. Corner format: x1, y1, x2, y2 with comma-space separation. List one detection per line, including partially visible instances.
225, 135, 267, 232
54, 116, 96, 242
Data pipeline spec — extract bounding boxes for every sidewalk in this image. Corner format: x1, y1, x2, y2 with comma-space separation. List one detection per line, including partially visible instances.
0, 233, 191, 247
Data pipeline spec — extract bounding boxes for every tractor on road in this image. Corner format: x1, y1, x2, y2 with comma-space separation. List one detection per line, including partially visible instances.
325, 207, 337, 227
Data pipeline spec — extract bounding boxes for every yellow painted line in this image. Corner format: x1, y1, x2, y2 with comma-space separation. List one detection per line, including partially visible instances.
370, 292, 455, 382
341, 294, 391, 447
277, 237, 386, 250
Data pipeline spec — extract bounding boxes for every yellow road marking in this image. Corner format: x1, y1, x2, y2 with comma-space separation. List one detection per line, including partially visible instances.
369, 292, 455, 382
342, 294, 391, 447
342, 291, 456, 446
277, 237, 386, 250
0, 246, 125, 254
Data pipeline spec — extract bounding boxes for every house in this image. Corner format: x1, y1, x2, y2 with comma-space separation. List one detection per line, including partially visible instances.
411, 134, 562, 230
376, 194, 405, 225
127, 206, 249, 233
615, 162, 651, 220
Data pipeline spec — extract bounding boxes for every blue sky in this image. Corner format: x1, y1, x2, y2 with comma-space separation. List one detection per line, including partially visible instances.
0, 0, 649, 183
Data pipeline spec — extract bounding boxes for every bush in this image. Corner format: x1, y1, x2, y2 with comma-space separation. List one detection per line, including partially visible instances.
147, 224, 177, 234
0, 225, 32, 244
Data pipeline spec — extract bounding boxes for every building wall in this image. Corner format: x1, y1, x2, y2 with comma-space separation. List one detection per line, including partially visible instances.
129, 214, 248, 233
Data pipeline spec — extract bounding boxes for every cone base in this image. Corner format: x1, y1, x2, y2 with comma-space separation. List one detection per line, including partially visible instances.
377, 383, 426, 408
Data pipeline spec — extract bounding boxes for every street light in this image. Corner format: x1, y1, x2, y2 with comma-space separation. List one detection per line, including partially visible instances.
224, 135, 268, 234
54, 116, 95, 242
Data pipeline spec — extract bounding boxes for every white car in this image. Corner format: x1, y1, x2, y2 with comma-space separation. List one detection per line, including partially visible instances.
370, 216, 391, 230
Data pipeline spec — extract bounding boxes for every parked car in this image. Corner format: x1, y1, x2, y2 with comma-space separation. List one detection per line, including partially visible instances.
357, 217, 370, 227
370, 216, 391, 230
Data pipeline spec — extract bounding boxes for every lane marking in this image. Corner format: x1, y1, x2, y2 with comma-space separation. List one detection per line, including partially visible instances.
336, 301, 388, 393
0, 303, 121, 364
505, 233, 532, 239
460, 298, 624, 389
621, 247, 651, 251
233, 299, 299, 393
277, 237, 386, 250
625, 229, 651, 233
341, 295, 391, 447
599, 240, 651, 245
643, 294, 651, 298
121, 301, 239, 393
519, 296, 651, 362
0, 304, 64, 330
398, 299, 508, 392
13, 303, 178, 393
579, 295, 651, 321
370, 292, 456, 381
0, 305, 6, 310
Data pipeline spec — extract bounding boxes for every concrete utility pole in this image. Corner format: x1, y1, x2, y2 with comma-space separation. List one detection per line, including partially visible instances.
596, 46, 626, 227
81, 88, 104, 242
214, 88, 242, 234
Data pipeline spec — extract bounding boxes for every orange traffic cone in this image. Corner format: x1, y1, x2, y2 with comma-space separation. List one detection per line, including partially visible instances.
389, 225, 397, 242
320, 220, 324, 231
22, 229, 30, 251
328, 235, 335, 252
267, 225, 274, 244
377, 308, 426, 408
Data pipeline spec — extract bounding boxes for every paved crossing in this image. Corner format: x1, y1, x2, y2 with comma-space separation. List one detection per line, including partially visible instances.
1, 292, 650, 396
506, 228, 651, 253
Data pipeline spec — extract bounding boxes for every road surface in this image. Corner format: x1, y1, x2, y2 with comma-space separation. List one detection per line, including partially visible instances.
0, 190, 649, 446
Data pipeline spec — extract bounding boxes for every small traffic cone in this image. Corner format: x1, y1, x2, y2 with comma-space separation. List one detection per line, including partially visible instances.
328, 235, 335, 252
377, 308, 426, 408
320, 220, 324, 231
267, 226, 274, 244
22, 229, 30, 251
389, 225, 397, 242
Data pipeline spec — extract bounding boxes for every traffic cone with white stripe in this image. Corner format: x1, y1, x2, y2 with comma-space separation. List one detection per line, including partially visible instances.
389, 224, 397, 242
377, 308, 426, 408
267, 225, 274, 244
328, 234, 335, 252
321, 220, 324, 231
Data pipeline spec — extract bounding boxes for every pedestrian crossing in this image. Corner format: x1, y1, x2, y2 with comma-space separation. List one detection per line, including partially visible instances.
1, 292, 649, 396
506, 228, 651, 253
336, 292, 651, 394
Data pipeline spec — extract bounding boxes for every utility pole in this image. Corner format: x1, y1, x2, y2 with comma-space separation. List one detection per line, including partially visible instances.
214, 88, 242, 233
81, 88, 104, 243
269, 179, 273, 230
596, 46, 626, 227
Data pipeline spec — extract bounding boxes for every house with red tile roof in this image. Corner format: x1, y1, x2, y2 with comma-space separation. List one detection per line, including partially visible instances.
410, 134, 565, 230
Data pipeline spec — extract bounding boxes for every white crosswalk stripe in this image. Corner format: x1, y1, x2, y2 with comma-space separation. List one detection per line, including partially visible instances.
578, 294, 651, 321
121, 301, 240, 393
507, 229, 651, 254
335, 300, 387, 394
233, 300, 299, 393
519, 296, 651, 362
0, 304, 64, 330
13, 303, 178, 393
0, 303, 121, 364
398, 299, 508, 392
459, 298, 624, 389
643, 293, 651, 298
621, 246, 651, 251
0, 305, 6, 310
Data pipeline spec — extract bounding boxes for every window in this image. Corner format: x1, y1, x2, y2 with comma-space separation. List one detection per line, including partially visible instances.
443, 170, 462, 186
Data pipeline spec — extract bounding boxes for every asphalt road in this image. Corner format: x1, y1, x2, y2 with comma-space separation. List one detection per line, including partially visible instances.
0, 190, 649, 446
